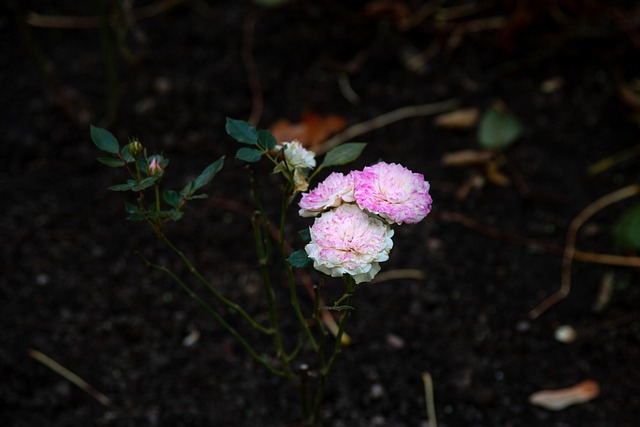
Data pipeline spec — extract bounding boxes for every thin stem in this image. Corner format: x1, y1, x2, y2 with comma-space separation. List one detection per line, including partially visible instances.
138, 253, 285, 377
311, 276, 356, 426
154, 183, 161, 212
157, 231, 273, 336
251, 214, 295, 382
279, 184, 318, 351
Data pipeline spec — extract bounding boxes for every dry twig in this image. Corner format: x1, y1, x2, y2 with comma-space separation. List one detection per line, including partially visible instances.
529, 184, 640, 319
316, 98, 461, 154
27, 348, 112, 407
26, 0, 185, 29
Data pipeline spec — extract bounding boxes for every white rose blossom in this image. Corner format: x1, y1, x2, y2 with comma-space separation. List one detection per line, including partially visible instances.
305, 203, 394, 284
275, 140, 316, 170
274, 140, 316, 192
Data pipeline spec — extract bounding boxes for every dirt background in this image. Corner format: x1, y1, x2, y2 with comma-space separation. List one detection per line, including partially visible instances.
2, 1, 640, 426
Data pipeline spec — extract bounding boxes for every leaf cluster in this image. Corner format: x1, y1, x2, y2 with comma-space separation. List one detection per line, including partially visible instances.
90, 125, 224, 229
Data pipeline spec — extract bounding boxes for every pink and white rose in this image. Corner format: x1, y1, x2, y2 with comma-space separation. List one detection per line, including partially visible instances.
353, 162, 432, 224
298, 172, 355, 217
305, 203, 394, 284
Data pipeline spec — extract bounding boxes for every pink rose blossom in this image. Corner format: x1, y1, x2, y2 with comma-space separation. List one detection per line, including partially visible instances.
305, 204, 394, 284
298, 172, 355, 217
354, 162, 432, 224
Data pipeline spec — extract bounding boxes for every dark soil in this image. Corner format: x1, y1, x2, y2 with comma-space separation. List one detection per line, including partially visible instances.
2, 1, 640, 426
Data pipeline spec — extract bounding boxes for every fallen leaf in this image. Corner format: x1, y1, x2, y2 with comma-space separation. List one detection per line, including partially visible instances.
529, 379, 600, 411
477, 101, 522, 150
270, 112, 346, 149
434, 107, 480, 130
441, 149, 494, 167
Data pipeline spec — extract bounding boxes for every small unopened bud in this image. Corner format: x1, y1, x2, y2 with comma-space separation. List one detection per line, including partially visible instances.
149, 157, 164, 176
127, 138, 143, 157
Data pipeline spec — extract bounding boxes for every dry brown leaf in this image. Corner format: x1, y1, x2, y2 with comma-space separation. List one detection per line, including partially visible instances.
441, 149, 494, 167
270, 112, 347, 149
529, 380, 600, 411
434, 108, 480, 130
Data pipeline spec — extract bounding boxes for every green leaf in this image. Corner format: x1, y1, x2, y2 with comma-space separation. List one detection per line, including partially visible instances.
179, 180, 195, 198
127, 213, 146, 221
131, 176, 159, 192
613, 204, 640, 251
298, 228, 311, 242
124, 202, 139, 214
257, 129, 276, 150
321, 142, 367, 167
477, 105, 522, 150
225, 118, 258, 145
90, 125, 120, 154
188, 194, 209, 200
288, 249, 313, 268
236, 147, 263, 163
193, 156, 225, 191
96, 156, 125, 167
108, 183, 134, 191
121, 145, 134, 163
163, 189, 180, 207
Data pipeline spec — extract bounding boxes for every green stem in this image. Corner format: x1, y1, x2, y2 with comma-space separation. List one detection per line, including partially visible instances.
279, 184, 318, 351
154, 183, 161, 212
157, 231, 273, 336
251, 214, 295, 382
138, 253, 284, 377
311, 276, 356, 426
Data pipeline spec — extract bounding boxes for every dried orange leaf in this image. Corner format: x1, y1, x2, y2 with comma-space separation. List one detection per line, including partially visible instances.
441, 149, 493, 167
529, 379, 600, 411
270, 112, 346, 149
434, 108, 480, 130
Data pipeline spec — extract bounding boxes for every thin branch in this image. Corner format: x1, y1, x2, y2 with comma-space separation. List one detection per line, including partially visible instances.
26, 0, 186, 29
422, 371, 438, 427
529, 184, 640, 319
27, 348, 113, 407
316, 98, 461, 154
435, 210, 640, 268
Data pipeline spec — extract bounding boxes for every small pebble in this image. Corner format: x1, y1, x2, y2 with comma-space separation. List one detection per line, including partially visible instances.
554, 325, 577, 343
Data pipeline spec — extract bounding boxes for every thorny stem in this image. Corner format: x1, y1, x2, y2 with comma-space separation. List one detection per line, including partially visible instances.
137, 252, 285, 377
156, 231, 273, 336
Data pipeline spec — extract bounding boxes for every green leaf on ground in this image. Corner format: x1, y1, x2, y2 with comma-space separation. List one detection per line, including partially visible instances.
90, 125, 120, 154
613, 204, 640, 251
478, 105, 522, 150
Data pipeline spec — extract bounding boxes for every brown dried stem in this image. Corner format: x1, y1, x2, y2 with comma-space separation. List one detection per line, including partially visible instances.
529, 184, 640, 319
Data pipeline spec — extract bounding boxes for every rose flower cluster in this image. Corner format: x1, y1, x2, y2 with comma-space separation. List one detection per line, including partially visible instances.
299, 162, 432, 284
